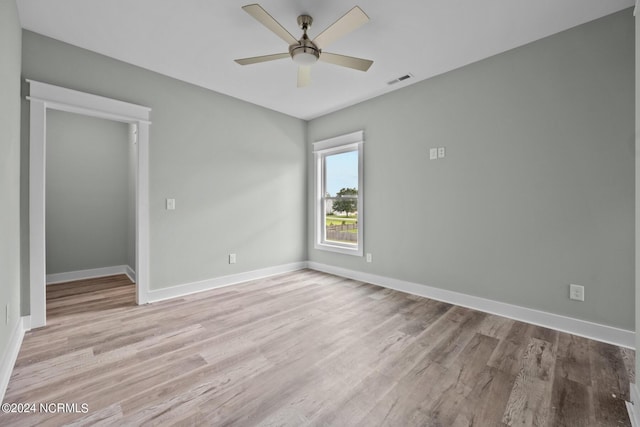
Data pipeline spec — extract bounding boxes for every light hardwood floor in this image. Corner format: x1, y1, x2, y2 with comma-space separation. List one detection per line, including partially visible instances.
1, 270, 635, 426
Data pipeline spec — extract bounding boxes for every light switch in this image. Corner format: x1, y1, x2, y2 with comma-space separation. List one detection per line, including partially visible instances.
166, 198, 176, 210
429, 148, 438, 160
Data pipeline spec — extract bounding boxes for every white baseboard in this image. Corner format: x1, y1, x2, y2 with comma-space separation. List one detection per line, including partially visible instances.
307, 262, 635, 349
146, 262, 308, 303
628, 383, 640, 426
21, 316, 31, 332
0, 316, 30, 404
125, 265, 136, 283
46, 265, 136, 285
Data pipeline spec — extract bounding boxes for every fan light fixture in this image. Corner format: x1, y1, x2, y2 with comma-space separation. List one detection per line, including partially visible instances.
290, 45, 319, 65
291, 50, 319, 65
292, 51, 318, 65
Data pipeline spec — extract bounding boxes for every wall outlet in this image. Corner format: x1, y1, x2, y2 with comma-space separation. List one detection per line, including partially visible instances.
569, 284, 584, 301
429, 148, 438, 160
229, 253, 237, 264
366, 253, 372, 263
437, 147, 446, 158
166, 198, 176, 210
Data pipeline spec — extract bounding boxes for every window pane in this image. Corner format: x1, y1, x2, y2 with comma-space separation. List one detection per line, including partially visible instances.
325, 207, 358, 245
325, 151, 358, 197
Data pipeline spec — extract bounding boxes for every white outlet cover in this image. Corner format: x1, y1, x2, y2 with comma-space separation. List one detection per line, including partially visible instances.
429, 148, 438, 160
569, 284, 584, 301
438, 147, 446, 158
166, 198, 176, 210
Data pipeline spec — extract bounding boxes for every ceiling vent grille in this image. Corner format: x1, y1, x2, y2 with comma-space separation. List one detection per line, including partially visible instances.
387, 74, 413, 85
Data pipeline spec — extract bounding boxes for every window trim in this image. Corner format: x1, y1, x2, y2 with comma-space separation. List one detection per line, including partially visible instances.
313, 131, 364, 256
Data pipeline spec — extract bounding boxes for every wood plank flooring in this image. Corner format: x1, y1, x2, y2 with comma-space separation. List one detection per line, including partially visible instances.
1, 270, 634, 426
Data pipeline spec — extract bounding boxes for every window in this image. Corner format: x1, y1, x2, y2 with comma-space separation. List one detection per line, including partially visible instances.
313, 131, 364, 256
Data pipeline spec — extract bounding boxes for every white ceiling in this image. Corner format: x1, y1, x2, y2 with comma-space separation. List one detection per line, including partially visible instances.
16, 0, 634, 120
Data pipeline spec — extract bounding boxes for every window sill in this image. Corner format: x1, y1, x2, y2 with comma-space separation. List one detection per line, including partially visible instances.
315, 242, 363, 257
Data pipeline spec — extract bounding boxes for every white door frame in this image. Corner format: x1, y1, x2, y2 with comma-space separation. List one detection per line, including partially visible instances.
27, 80, 151, 328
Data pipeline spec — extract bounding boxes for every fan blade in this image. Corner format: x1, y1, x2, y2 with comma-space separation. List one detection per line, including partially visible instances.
297, 66, 311, 88
312, 6, 369, 50
319, 52, 373, 72
242, 4, 298, 45
235, 53, 289, 65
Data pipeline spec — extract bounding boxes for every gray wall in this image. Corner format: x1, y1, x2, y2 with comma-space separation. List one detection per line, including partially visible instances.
0, 0, 23, 357
45, 110, 131, 275
308, 9, 635, 330
21, 30, 307, 293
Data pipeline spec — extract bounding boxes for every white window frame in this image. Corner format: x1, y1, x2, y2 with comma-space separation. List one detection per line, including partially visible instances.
313, 130, 364, 256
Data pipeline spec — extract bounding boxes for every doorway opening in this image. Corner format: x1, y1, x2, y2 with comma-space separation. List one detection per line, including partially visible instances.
45, 110, 136, 314
27, 80, 151, 328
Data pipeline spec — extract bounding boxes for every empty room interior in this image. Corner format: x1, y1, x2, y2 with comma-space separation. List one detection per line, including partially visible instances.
1, 0, 640, 425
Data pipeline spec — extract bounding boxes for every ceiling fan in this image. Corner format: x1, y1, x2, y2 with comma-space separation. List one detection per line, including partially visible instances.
234, 4, 374, 87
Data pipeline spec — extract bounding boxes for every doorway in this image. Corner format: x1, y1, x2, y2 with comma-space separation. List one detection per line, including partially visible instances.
46, 111, 133, 280
28, 80, 151, 328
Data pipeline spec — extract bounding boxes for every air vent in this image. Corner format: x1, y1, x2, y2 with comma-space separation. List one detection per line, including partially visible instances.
387, 73, 413, 85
